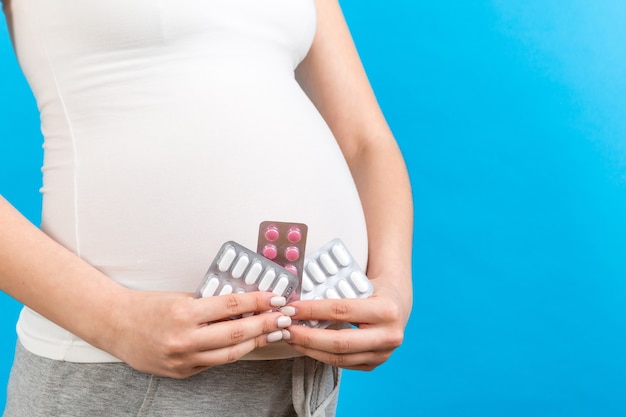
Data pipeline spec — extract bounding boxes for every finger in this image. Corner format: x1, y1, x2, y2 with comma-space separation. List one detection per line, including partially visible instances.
174, 331, 285, 378
194, 332, 283, 367
148, 317, 290, 379
287, 297, 388, 324
286, 324, 400, 355
287, 342, 391, 371
192, 311, 292, 351
195, 292, 287, 323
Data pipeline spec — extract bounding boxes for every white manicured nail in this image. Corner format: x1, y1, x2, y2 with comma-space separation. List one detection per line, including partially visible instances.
281, 329, 291, 341
267, 330, 283, 343
279, 306, 296, 317
270, 296, 287, 307
277, 316, 292, 328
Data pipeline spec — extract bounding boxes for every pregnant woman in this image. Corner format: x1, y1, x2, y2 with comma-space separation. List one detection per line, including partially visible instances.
0, 1, 413, 416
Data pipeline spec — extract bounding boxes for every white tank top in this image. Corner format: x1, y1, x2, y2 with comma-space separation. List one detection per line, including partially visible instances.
7, 0, 368, 362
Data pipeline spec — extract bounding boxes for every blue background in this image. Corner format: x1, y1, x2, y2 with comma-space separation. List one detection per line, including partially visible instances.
2, 1, 626, 415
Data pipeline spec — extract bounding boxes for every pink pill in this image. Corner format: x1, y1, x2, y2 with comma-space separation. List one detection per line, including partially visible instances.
287, 227, 302, 243
264, 225, 280, 242
262, 244, 278, 259
284, 246, 300, 262
285, 264, 298, 275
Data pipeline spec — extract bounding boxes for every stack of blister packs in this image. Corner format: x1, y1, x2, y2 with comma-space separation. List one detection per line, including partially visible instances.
195, 221, 373, 328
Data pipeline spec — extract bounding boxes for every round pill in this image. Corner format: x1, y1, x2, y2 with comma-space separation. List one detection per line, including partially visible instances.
285, 264, 298, 275
287, 227, 302, 243
264, 225, 280, 242
262, 244, 278, 260
284, 246, 300, 262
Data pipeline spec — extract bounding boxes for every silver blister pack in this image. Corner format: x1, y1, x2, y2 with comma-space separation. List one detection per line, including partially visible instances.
301, 238, 373, 328
195, 241, 299, 300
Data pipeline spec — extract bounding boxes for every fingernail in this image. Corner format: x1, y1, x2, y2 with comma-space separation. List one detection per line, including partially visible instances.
270, 296, 287, 307
277, 316, 292, 328
281, 329, 291, 341
279, 306, 296, 317
267, 330, 283, 343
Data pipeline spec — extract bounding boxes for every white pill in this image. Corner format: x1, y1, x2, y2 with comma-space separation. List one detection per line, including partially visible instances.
307, 320, 320, 327
325, 287, 341, 299
307, 261, 327, 284
271, 274, 290, 295
331, 243, 351, 267
217, 246, 237, 272
258, 268, 277, 291
244, 260, 263, 285
338, 280, 357, 298
218, 284, 233, 296
200, 275, 220, 297
301, 271, 314, 293
319, 253, 338, 275
350, 271, 370, 294
231, 254, 250, 279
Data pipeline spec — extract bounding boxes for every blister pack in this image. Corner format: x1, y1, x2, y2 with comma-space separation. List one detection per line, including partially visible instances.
257, 221, 308, 294
300, 238, 373, 328
195, 241, 299, 301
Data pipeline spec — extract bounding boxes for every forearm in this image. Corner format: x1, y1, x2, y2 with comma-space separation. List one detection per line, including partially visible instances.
296, 0, 414, 322
350, 138, 413, 292
0, 195, 129, 351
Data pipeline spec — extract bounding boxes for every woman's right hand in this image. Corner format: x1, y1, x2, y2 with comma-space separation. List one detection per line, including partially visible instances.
104, 290, 291, 379
0, 198, 290, 378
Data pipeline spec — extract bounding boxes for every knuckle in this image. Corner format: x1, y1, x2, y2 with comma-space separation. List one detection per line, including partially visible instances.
162, 336, 188, 356
164, 358, 188, 378
254, 335, 265, 350
332, 338, 351, 354
384, 329, 405, 349
254, 336, 262, 350
169, 302, 193, 324
301, 333, 314, 348
329, 354, 346, 368
362, 364, 377, 372
224, 295, 242, 314
260, 316, 273, 334
378, 302, 403, 323
330, 301, 351, 321
226, 347, 241, 364
230, 328, 245, 344
168, 368, 191, 380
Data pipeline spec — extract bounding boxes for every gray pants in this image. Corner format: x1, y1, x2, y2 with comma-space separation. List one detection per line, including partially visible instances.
3, 343, 340, 417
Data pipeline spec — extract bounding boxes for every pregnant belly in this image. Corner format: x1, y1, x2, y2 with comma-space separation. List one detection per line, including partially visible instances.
41, 78, 368, 292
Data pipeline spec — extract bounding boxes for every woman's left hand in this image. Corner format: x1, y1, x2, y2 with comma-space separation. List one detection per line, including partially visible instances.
284, 276, 411, 371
